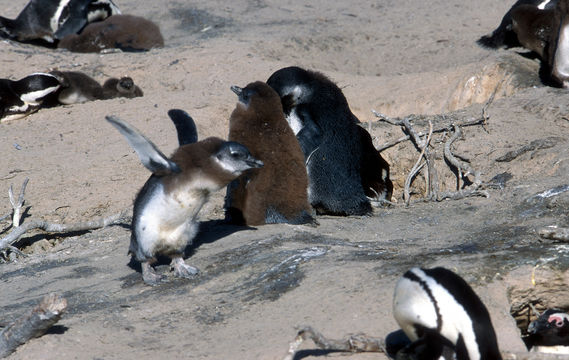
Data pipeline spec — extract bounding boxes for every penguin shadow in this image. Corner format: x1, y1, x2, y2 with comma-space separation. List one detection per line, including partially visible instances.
125, 219, 256, 283
289, 349, 345, 360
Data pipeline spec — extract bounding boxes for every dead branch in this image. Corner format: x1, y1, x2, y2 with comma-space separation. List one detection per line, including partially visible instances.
495, 137, 561, 162
538, 226, 569, 242
0, 210, 130, 254
372, 110, 487, 151
0, 293, 67, 358
8, 178, 29, 228
437, 124, 489, 201
403, 120, 433, 206
283, 326, 385, 360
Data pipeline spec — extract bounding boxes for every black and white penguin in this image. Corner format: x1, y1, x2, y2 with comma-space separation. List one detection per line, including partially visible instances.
0, 73, 60, 122
546, 0, 569, 87
225, 81, 314, 226
0, 0, 120, 44
477, 0, 557, 50
57, 14, 164, 53
106, 112, 263, 285
267, 66, 392, 216
48, 71, 143, 104
525, 309, 569, 353
392, 267, 502, 360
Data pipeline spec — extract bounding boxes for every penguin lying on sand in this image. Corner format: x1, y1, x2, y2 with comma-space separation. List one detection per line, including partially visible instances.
106, 110, 263, 285
267, 66, 392, 216
0, 73, 60, 122
49, 71, 143, 104
0, 0, 120, 44
525, 309, 569, 354
393, 267, 502, 360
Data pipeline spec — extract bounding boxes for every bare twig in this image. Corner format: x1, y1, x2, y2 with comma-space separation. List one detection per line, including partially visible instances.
8, 178, 29, 228
283, 326, 385, 360
403, 120, 433, 206
0, 210, 130, 254
0, 293, 67, 358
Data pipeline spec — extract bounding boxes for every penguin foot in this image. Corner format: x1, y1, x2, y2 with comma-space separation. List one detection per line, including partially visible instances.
141, 262, 166, 286
171, 257, 200, 279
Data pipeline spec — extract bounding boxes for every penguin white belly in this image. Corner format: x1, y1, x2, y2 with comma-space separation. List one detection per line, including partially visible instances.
58, 90, 91, 104
554, 24, 569, 87
286, 110, 303, 135
136, 184, 209, 255
531, 345, 569, 354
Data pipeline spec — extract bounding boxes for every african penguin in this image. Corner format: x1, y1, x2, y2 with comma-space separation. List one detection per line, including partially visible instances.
476, 0, 557, 50
225, 81, 314, 226
547, 0, 569, 87
267, 66, 392, 216
525, 309, 569, 353
102, 77, 143, 99
0, 73, 60, 122
106, 111, 263, 285
48, 71, 143, 104
57, 14, 164, 53
0, 0, 120, 44
393, 267, 502, 360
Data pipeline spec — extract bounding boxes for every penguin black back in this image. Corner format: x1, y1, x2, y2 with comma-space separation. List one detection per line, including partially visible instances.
0, 73, 61, 121
267, 66, 392, 216
393, 267, 502, 360
476, 0, 557, 49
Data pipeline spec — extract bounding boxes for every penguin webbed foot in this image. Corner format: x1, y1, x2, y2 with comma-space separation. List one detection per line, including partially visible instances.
141, 262, 166, 286
171, 256, 200, 279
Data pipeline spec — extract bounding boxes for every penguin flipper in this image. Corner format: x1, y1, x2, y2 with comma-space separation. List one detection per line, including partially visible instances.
167, 109, 198, 146
295, 107, 322, 160
106, 115, 180, 174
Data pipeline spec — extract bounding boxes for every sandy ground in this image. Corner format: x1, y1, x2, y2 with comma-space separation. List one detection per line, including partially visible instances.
1, 0, 569, 359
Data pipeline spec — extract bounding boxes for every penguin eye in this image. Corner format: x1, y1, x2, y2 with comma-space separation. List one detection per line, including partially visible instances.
548, 315, 565, 327
230, 150, 244, 159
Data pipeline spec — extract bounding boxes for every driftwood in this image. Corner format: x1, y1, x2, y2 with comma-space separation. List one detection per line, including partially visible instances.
538, 226, 569, 242
0, 210, 130, 255
8, 178, 28, 228
283, 326, 385, 360
0, 294, 67, 358
495, 137, 562, 162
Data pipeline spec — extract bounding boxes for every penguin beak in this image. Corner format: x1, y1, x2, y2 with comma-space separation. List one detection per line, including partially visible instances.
247, 157, 264, 169
230, 85, 242, 96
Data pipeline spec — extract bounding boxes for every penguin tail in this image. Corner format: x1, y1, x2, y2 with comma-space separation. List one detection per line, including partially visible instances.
476, 34, 503, 49
0, 16, 15, 39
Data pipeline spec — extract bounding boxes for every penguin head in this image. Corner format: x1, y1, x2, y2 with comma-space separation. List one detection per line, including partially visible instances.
528, 309, 569, 346
117, 77, 135, 93
214, 141, 263, 176
13, 73, 61, 105
266, 66, 316, 114
230, 81, 282, 113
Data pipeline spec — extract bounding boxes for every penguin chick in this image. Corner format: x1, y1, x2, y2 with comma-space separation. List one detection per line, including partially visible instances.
225, 81, 314, 226
0, 73, 60, 122
102, 77, 143, 99
0, 0, 120, 44
49, 70, 105, 104
58, 14, 164, 53
267, 66, 392, 215
106, 113, 263, 285
525, 309, 569, 353
393, 267, 502, 360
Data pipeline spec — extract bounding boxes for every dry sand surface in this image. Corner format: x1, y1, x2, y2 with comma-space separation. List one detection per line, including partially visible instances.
1, 0, 569, 359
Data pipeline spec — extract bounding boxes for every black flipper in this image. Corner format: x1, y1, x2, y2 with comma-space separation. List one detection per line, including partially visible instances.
167, 109, 198, 146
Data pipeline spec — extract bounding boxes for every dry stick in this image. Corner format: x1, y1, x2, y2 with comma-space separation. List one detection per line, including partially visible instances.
437, 125, 489, 201
0, 210, 130, 253
372, 110, 486, 151
0, 293, 67, 358
8, 178, 29, 228
283, 326, 386, 360
403, 120, 433, 206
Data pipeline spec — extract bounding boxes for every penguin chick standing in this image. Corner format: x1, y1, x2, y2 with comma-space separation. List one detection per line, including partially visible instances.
0, 73, 60, 122
226, 81, 314, 226
106, 113, 263, 285
525, 309, 569, 353
267, 66, 392, 216
393, 267, 502, 360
